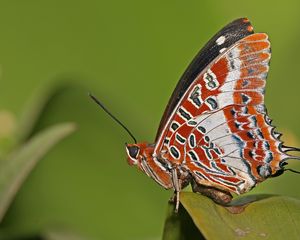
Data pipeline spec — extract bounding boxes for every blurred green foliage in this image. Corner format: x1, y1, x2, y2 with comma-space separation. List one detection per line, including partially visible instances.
0, 0, 299, 239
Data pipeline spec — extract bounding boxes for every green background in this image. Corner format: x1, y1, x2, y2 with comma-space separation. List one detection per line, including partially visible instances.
0, 0, 300, 239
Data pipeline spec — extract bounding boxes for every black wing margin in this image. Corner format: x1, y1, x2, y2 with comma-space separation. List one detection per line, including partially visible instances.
155, 18, 254, 141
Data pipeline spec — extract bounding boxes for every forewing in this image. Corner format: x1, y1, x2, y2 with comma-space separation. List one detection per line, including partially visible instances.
155, 18, 254, 141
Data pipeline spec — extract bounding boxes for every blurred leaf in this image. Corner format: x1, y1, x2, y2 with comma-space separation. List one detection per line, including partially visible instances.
0, 110, 17, 158
41, 229, 87, 240
0, 123, 76, 222
0, 111, 16, 139
0, 228, 87, 240
162, 200, 204, 240
16, 83, 74, 143
179, 192, 300, 239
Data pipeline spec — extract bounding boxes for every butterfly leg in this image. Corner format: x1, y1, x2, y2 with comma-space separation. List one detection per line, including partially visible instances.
191, 180, 232, 205
170, 168, 182, 212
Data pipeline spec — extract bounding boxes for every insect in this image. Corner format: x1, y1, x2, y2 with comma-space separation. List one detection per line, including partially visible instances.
90, 18, 300, 211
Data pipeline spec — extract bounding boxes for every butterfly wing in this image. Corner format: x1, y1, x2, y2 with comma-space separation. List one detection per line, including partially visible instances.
155, 18, 254, 142
154, 19, 292, 194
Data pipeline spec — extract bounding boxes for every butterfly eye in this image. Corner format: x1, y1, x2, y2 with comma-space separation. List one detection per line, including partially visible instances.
127, 145, 140, 159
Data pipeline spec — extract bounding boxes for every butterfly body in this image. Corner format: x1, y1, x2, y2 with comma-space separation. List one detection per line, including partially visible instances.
125, 18, 299, 207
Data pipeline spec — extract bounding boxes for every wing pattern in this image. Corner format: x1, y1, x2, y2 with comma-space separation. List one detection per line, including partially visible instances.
155, 33, 289, 194
155, 18, 254, 141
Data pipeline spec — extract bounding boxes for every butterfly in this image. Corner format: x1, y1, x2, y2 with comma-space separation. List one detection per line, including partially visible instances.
121, 18, 300, 211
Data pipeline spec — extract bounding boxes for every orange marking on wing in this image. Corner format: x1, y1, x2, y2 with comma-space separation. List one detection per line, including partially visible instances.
236, 130, 255, 141
254, 149, 268, 158
240, 64, 268, 78
169, 123, 193, 145
187, 158, 242, 189
239, 41, 270, 55
269, 155, 283, 171
243, 33, 268, 42
187, 149, 211, 168
261, 125, 272, 138
243, 18, 250, 23
221, 176, 243, 184
255, 113, 266, 126
184, 100, 200, 117
226, 120, 237, 131
194, 101, 212, 116
211, 57, 229, 84
235, 78, 265, 90
233, 91, 263, 105
262, 131, 281, 156
171, 115, 185, 127
247, 25, 254, 32
243, 149, 262, 162
240, 52, 270, 65
226, 115, 253, 131
214, 159, 232, 173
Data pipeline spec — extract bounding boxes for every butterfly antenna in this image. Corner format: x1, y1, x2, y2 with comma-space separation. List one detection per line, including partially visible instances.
285, 168, 300, 174
89, 93, 137, 144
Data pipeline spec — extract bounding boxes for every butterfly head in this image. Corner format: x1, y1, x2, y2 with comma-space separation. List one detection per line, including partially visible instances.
126, 143, 141, 165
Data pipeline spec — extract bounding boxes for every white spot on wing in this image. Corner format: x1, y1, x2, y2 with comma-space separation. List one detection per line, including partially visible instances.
216, 35, 226, 45
196, 110, 226, 132
219, 48, 227, 53
207, 123, 232, 142
214, 135, 236, 147
215, 92, 234, 108
220, 80, 235, 92
224, 45, 241, 83
228, 46, 240, 59
222, 156, 249, 174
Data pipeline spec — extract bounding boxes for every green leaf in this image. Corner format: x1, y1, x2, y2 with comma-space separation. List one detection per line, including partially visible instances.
16, 83, 74, 143
178, 192, 300, 239
0, 123, 76, 222
162, 200, 204, 240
